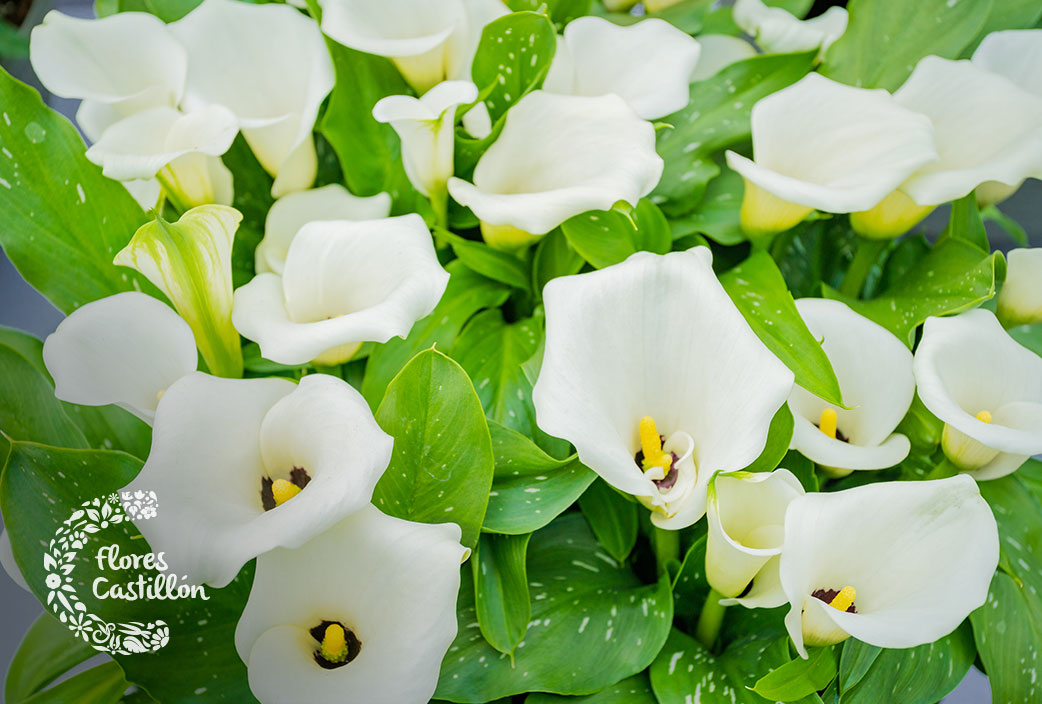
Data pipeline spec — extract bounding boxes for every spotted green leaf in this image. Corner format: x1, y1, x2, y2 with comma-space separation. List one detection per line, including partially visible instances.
4, 612, 100, 703
471, 11, 557, 123
525, 674, 656, 704
752, 645, 838, 701
578, 479, 638, 563
561, 200, 671, 269
473, 532, 532, 655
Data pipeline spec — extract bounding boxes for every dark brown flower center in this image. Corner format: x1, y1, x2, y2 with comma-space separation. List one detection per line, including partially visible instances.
635, 436, 680, 491
310, 620, 361, 669
260, 466, 311, 511
812, 587, 857, 613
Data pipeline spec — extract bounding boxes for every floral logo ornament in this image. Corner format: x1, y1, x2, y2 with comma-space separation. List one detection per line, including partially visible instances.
43, 490, 170, 655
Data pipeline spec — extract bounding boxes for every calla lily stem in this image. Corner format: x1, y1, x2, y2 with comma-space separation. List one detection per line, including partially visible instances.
696, 588, 727, 650
651, 526, 679, 576
839, 237, 888, 298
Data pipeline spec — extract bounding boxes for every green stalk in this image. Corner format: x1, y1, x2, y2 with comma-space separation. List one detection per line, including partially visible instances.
652, 526, 679, 577
839, 237, 887, 299
696, 589, 727, 650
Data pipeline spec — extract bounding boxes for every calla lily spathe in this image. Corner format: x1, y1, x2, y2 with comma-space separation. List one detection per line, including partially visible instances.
123, 373, 393, 587
779, 475, 997, 657
255, 185, 393, 275
733, 0, 847, 58
542, 17, 701, 120
233, 215, 449, 366
725, 73, 937, 238
321, 0, 508, 94
85, 106, 237, 209
706, 469, 803, 601
42, 292, 197, 424
448, 91, 663, 248
996, 248, 1042, 328
690, 34, 757, 81
235, 506, 465, 704
29, 10, 187, 141
373, 80, 478, 205
532, 248, 794, 529
914, 309, 1042, 480
170, 0, 334, 197
788, 299, 914, 473
115, 205, 243, 378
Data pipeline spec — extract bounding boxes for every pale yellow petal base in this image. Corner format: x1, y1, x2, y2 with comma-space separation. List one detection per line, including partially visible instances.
850, 190, 934, 240
480, 222, 542, 251
942, 423, 1000, 472
739, 179, 814, 240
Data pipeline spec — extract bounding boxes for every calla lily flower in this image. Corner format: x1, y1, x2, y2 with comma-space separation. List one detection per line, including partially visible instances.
706, 469, 803, 600
725, 73, 937, 239
541, 17, 701, 120
996, 248, 1042, 328
914, 309, 1042, 480
891, 57, 1042, 209
448, 91, 663, 249
29, 10, 187, 141
373, 80, 478, 214
42, 292, 197, 424
971, 30, 1042, 205
85, 106, 237, 209
733, 0, 847, 58
123, 372, 393, 587
256, 185, 393, 276
788, 299, 914, 474
115, 205, 243, 379
690, 34, 757, 82
170, 0, 334, 197
320, 0, 509, 94
532, 248, 794, 529
1, 529, 29, 592
779, 475, 997, 657
235, 506, 465, 704
233, 215, 449, 367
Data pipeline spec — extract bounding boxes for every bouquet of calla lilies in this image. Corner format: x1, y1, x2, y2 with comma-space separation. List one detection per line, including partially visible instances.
2, 0, 1041, 702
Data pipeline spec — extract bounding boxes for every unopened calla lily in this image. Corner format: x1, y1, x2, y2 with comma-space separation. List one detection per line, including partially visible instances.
733, 0, 847, 58
996, 248, 1042, 328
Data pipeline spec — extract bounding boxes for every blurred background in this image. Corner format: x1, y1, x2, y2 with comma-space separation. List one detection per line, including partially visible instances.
0, 0, 1036, 701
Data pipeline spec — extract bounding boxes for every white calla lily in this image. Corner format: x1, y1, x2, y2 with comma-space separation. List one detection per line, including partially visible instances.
532, 248, 794, 529
170, 0, 334, 197
725, 73, 937, 238
690, 34, 757, 81
997, 248, 1042, 328
788, 299, 914, 474
734, 0, 847, 58
706, 469, 803, 600
542, 17, 701, 120
123, 372, 393, 587
256, 185, 393, 275
233, 215, 449, 366
373, 80, 478, 215
448, 91, 663, 248
29, 10, 186, 141
42, 292, 197, 424
780, 475, 997, 657
892, 56, 1042, 208
914, 309, 1042, 480
0, 529, 29, 592
235, 506, 465, 704
321, 0, 508, 94
85, 106, 237, 208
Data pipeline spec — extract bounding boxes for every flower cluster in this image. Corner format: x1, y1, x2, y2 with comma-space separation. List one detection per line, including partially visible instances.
1, 1, 1041, 703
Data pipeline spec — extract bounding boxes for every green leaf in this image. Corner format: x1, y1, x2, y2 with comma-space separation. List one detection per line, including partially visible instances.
752, 646, 838, 701
436, 514, 673, 702
373, 349, 494, 548
938, 193, 989, 253
0, 343, 87, 449
668, 166, 745, 246
20, 661, 128, 704
823, 240, 1004, 347
840, 624, 976, 704
0, 20, 28, 59
505, 0, 592, 25
4, 612, 100, 703
0, 442, 257, 703
221, 135, 273, 289
578, 479, 638, 563
672, 534, 709, 620
441, 231, 532, 291
525, 674, 656, 704
894, 392, 943, 450
973, 0, 1042, 50
0, 68, 157, 313
102, 0, 203, 22
361, 261, 509, 407
471, 11, 557, 123
720, 251, 844, 406
781, 449, 819, 492
821, 0, 992, 90
654, 51, 814, 213
483, 421, 593, 535
971, 473, 1042, 704
533, 228, 585, 294
453, 310, 551, 447
741, 404, 794, 474
472, 532, 532, 655
561, 200, 671, 269
1009, 323, 1042, 358
837, 640, 881, 692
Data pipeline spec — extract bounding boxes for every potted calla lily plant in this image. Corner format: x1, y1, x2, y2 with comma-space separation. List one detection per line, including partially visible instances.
1, 0, 1041, 703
